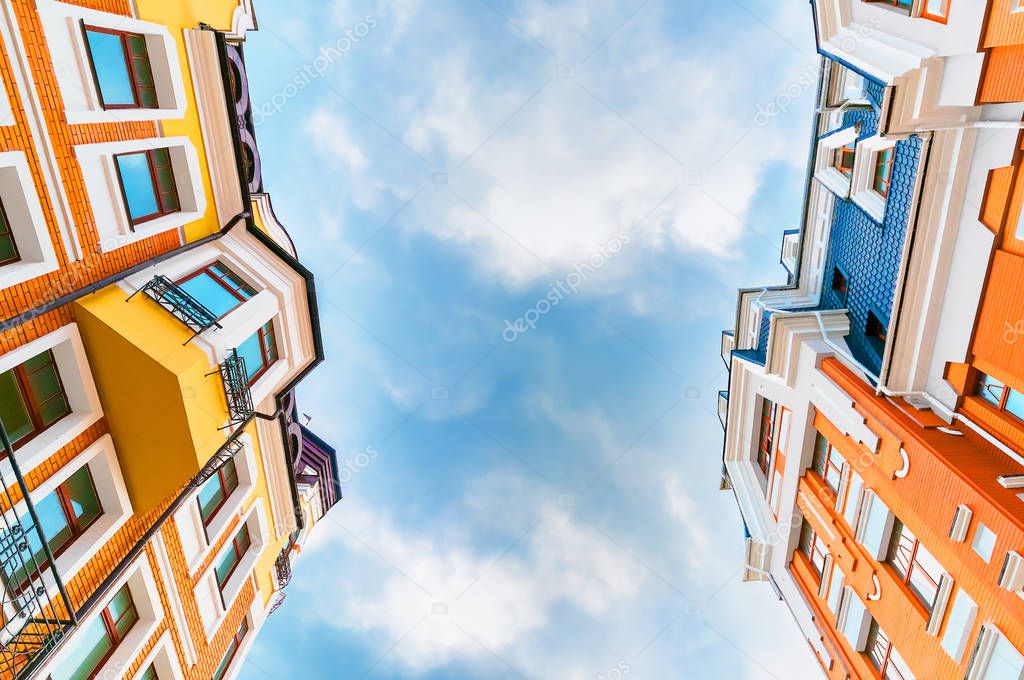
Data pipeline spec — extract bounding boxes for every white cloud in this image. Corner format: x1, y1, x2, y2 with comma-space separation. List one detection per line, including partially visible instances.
306, 106, 369, 172
305, 1, 814, 290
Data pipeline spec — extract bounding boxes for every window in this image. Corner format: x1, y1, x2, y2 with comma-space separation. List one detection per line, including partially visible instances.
197, 459, 239, 528
970, 627, 1024, 679
886, 520, 945, 612
799, 519, 828, 581
941, 588, 977, 662
49, 584, 138, 680
0, 198, 19, 266
866, 311, 888, 355
138, 664, 159, 680
873, 148, 895, 197
756, 399, 777, 476
0, 349, 71, 451
177, 262, 256, 319
973, 372, 1024, 422
236, 321, 279, 386
973, 522, 997, 563
215, 524, 252, 591
114, 149, 180, 226
811, 433, 845, 495
4, 466, 102, 589
82, 26, 157, 109
858, 492, 895, 560
866, 0, 913, 12
831, 267, 849, 304
867, 621, 915, 679
212, 618, 249, 680
921, 0, 950, 22
833, 143, 856, 177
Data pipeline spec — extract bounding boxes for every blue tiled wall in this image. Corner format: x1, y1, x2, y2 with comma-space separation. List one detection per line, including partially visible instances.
816, 109, 922, 375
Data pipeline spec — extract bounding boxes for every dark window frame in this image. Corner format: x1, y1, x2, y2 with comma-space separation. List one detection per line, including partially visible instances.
865, 310, 888, 355
245, 321, 279, 386
886, 520, 942, 612
973, 370, 1024, 424
113, 148, 180, 228
1, 349, 72, 455
176, 262, 256, 320
867, 620, 913, 679
831, 266, 849, 305
0, 197, 20, 266
756, 398, 777, 476
80, 23, 158, 110
198, 458, 240, 530
215, 523, 252, 593
211, 618, 249, 680
833, 143, 856, 176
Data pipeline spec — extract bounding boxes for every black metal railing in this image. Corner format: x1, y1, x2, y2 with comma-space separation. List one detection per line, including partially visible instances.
219, 350, 254, 427
267, 546, 293, 616
128, 275, 222, 344
0, 423, 77, 679
187, 437, 244, 491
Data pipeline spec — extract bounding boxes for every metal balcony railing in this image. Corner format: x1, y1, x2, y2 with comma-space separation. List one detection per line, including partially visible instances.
128, 275, 222, 344
267, 545, 294, 616
0, 423, 77, 679
187, 437, 244, 491
218, 350, 254, 427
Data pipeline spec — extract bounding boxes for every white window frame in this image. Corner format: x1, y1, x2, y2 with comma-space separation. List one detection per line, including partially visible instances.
74, 136, 206, 252
36, 0, 188, 125
966, 626, 1024, 680
0, 434, 131, 605
836, 587, 872, 651
130, 630, 184, 680
0, 324, 103, 476
849, 135, 896, 222
826, 62, 870, 107
973, 522, 997, 563
174, 434, 258, 576
855, 490, 896, 560
941, 587, 978, 663
814, 126, 860, 200
36, 553, 164, 680
194, 501, 268, 641
0, 151, 60, 289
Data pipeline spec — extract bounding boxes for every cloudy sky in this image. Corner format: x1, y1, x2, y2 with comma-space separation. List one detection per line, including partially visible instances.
238, 1, 821, 678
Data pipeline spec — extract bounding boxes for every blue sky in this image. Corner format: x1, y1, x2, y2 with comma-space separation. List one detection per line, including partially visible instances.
238, 1, 822, 678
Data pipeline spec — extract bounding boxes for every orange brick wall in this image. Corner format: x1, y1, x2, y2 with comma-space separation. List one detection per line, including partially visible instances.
813, 358, 1024, 679
0, 0, 184, 330
979, 1, 1024, 103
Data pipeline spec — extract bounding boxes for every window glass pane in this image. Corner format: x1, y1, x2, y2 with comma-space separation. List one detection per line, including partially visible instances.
940, 589, 977, 662
212, 639, 238, 680
38, 392, 71, 427
198, 474, 227, 524
1005, 389, 1024, 421
0, 369, 33, 443
116, 153, 160, 221
976, 373, 1004, 406
36, 491, 73, 554
0, 208, 18, 263
215, 548, 240, 587
139, 664, 159, 680
860, 493, 892, 558
987, 632, 1024, 680
236, 331, 266, 381
179, 272, 244, 318
85, 29, 135, 106
64, 467, 102, 529
49, 614, 113, 680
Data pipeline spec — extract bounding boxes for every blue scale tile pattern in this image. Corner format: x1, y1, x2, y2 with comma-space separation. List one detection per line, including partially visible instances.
816, 108, 922, 376
864, 79, 885, 110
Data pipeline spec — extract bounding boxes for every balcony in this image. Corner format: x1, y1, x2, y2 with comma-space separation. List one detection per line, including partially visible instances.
74, 285, 248, 514
129, 275, 221, 342
0, 425, 77, 679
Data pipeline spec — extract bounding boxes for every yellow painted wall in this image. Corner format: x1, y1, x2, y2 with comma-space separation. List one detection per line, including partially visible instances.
135, 0, 248, 243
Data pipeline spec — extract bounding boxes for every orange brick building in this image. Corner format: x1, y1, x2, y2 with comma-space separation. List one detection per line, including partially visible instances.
720, 2, 1024, 678
0, 2, 339, 679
